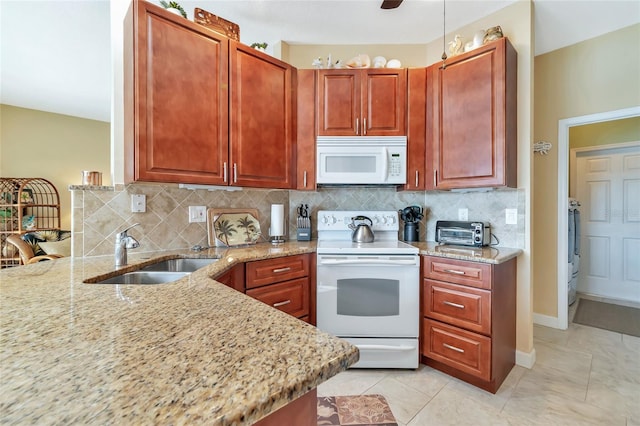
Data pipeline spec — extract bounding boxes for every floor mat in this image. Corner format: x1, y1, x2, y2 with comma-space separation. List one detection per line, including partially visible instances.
317, 394, 397, 426
573, 298, 640, 337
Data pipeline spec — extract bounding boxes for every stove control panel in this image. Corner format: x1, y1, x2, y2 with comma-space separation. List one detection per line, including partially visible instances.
317, 210, 400, 231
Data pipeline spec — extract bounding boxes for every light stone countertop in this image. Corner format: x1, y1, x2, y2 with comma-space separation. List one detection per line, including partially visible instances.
0, 239, 520, 424
0, 241, 357, 425
413, 241, 522, 264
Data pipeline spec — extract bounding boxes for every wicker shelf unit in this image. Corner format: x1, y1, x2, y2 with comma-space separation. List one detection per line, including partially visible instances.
1, 178, 61, 268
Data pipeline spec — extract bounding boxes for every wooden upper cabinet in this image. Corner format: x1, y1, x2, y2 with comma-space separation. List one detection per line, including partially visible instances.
429, 38, 517, 190
296, 69, 317, 190
317, 69, 406, 136
124, 1, 229, 185
403, 67, 427, 190
229, 42, 295, 189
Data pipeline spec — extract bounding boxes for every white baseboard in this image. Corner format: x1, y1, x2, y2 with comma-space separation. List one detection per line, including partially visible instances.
533, 312, 565, 329
516, 348, 536, 369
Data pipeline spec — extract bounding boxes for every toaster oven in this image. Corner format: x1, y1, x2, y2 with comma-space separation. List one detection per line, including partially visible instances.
435, 221, 491, 247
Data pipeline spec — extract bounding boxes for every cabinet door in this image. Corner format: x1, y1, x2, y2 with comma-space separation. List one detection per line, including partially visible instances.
423, 318, 491, 381
296, 69, 316, 190
229, 42, 295, 188
125, 2, 228, 185
317, 70, 360, 136
246, 277, 310, 319
430, 38, 517, 189
245, 254, 310, 289
403, 67, 427, 190
362, 69, 406, 136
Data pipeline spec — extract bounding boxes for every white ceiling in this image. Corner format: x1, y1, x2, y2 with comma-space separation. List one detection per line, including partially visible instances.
1, 0, 638, 123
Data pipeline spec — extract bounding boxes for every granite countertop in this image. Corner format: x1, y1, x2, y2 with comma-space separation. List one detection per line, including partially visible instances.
0, 239, 521, 424
0, 242, 358, 425
413, 241, 522, 264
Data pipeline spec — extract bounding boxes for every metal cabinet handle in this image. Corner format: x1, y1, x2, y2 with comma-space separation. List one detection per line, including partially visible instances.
415, 170, 419, 187
272, 267, 291, 273
355, 118, 359, 135
273, 300, 291, 307
443, 301, 465, 309
303, 171, 307, 188
363, 118, 367, 135
443, 343, 465, 353
443, 269, 465, 275
223, 162, 227, 183
434, 170, 437, 187
233, 163, 237, 183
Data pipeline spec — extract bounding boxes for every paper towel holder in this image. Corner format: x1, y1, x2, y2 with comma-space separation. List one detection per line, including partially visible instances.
269, 204, 285, 245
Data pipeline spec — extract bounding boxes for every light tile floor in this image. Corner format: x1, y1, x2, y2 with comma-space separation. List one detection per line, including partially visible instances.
318, 295, 640, 425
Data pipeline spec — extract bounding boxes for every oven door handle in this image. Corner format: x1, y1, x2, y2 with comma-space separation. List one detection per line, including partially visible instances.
318, 258, 417, 266
357, 344, 416, 351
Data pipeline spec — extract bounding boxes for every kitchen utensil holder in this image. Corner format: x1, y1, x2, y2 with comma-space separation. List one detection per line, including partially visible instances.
403, 222, 419, 242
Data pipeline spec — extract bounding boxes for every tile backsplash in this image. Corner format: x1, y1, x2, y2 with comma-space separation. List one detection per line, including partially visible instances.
71, 183, 524, 258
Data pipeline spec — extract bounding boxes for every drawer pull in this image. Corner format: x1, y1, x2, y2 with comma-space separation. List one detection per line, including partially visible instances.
443, 343, 465, 353
443, 269, 465, 275
273, 300, 291, 307
272, 267, 291, 273
443, 301, 465, 309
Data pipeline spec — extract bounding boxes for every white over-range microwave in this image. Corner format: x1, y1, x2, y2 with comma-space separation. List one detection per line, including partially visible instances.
316, 136, 407, 185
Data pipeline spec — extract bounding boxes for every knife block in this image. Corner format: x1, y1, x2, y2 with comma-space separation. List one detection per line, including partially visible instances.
296, 225, 311, 241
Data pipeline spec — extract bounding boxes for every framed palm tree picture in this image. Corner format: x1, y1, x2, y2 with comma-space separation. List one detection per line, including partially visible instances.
207, 208, 261, 247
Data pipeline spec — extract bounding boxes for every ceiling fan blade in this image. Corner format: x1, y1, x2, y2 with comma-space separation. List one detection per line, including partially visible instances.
381, 0, 403, 9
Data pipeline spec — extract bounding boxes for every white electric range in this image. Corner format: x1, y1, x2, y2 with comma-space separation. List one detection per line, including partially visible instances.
316, 210, 420, 369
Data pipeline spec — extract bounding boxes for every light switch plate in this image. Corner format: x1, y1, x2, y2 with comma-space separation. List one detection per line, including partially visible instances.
506, 208, 518, 225
189, 206, 207, 223
131, 194, 146, 213
458, 208, 468, 221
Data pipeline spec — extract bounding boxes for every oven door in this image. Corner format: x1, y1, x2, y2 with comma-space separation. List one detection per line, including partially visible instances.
316, 254, 419, 337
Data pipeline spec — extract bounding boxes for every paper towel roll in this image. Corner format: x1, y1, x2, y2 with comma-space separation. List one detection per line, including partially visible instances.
270, 204, 284, 237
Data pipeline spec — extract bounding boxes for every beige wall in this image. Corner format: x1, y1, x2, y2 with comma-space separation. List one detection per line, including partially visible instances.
569, 117, 640, 150
0, 105, 110, 229
533, 23, 640, 318
286, 44, 429, 69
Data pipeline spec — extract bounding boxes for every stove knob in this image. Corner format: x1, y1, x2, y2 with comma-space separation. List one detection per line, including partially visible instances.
321, 215, 329, 224
387, 215, 396, 225
373, 215, 381, 225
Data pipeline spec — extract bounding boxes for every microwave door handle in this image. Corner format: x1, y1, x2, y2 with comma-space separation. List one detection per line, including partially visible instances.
318, 258, 417, 266
382, 147, 389, 178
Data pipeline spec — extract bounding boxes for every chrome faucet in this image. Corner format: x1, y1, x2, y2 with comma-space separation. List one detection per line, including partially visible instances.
115, 223, 140, 267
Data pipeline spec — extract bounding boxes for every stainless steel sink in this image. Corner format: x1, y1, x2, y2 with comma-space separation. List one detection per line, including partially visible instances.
94, 271, 190, 285
140, 258, 219, 272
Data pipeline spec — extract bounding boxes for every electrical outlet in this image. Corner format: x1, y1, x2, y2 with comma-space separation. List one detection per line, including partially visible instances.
131, 194, 146, 213
188, 206, 206, 223
458, 208, 468, 221
506, 208, 518, 225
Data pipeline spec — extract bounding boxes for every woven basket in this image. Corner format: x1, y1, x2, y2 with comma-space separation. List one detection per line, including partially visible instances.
194, 7, 240, 41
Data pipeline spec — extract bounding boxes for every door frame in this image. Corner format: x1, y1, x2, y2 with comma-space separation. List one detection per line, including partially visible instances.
556, 106, 640, 329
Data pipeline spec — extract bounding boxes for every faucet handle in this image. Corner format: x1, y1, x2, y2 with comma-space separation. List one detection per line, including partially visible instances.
117, 223, 140, 237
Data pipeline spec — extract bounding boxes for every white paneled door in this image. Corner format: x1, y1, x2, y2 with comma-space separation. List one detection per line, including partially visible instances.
575, 144, 640, 302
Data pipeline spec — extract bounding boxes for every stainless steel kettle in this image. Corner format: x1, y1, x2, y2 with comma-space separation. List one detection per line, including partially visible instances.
349, 215, 375, 243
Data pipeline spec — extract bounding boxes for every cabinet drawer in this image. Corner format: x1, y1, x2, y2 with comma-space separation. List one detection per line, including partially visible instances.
246, 254, 310, 289
422, 318, 491, 381
424, 279, 491, 335
246, 277, 309, 319
423, 256, 492, 289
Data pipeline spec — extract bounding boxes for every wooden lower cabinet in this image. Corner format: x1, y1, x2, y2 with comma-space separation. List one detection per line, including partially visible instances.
214, 264, 245, 292
245, 254, 312, 322
254, 388, 317, 426
421, 255, 516, 393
